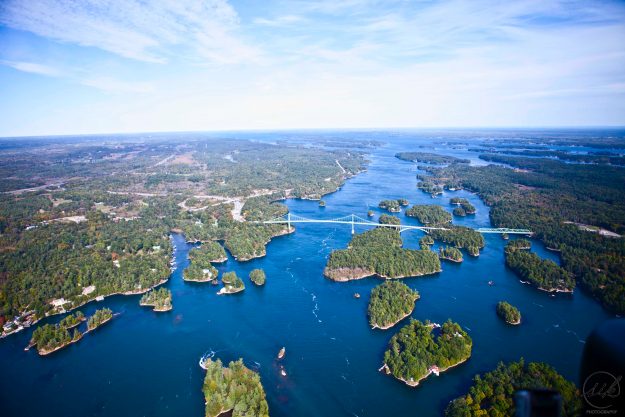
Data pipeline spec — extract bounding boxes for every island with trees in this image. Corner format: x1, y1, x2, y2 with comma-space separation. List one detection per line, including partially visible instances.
505, 243, 575, 293
398, 198, 409, 207
445, 359, 581, 417
439, 246, 463, 262
506, 239, 531, 251
59, 311, 86, 329
405, 205, 452, 225
219, 272, 245, 294
87, 308, 113, 332
395, 152, 469, 164
324, 227, 441, 281
29, 322, 82, 355
368, 281, 419, 329
419, 235, 434, 249
378, 200, 402, 212
249, 269, 266, 286
449, 197, 476, 214
140, 288, 173, 312
381, 319, 472, 387
496, 301, 521, 325
202, 358, 269, 417
184, 244, 225, 283
429, 226, 485, 256
379, 214, 400, 226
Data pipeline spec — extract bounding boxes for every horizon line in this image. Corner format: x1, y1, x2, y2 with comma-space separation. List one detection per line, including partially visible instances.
2, 125, 625, 140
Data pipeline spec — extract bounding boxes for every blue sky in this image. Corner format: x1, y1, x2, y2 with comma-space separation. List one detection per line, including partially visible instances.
0, 0, 624, 136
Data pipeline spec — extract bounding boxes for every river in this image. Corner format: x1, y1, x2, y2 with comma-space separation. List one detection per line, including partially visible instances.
0, 131, 614, 417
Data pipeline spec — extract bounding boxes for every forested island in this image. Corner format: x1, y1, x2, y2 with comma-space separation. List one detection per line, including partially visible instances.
324, 227, 441, 281
202, 358, 269, 417
249, 269, 266, 286
87, 308, 113, 331
368, 281, 419, 329
0, 136, 367, 336
382, 320, 472, 387
219, 272, 245, 294
439, 246, 463, 263
59, 311, 86, 329
445, 359, 581, 417
413, 150, 625, 313
184, 243, 225, 282
505, 242, 575, 292
405, 205, 451, 225
379, 199, 402, 212
395, 152, 469, 164
496, 301, 521, 325
449, 197, 476, 214
29, 322, 82, 355
429, 226, 484, 256
379, 214, 400, 226
139, 288, 172, 312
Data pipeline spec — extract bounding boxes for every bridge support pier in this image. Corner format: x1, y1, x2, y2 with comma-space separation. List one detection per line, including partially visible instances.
287, 213, 291, 231
351, 214, 355, 235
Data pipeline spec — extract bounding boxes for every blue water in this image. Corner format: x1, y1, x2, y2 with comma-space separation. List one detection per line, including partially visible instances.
0, 133, 615, 417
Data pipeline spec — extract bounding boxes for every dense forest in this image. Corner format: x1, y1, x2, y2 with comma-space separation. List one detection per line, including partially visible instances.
249, 269, 266, 286
202, 358, 269, 417
445, 360, 581, 417
220, 272, 245, 294
416, 152, 625, 313
405, 205, 452, 225
439, 246, 463, 262
29, 322, 81, 355
379, 214, 401, 226
379, 200, 402, 212
87, 308, 113, 331
428, 226, 485, 256
368, 281, 419, 329
139, 288, 172, 311
505, 248, 575, 292
496, 301, 521, 325
383, 319, 472, 386
324, 227, 441, 280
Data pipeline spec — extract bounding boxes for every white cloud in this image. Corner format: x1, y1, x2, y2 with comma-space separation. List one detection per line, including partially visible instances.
1, 60, 62, 77
80, 77, 154, 94
0, 0, 257, 64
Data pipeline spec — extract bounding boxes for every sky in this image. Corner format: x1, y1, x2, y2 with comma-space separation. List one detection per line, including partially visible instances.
0, 0, 624, 137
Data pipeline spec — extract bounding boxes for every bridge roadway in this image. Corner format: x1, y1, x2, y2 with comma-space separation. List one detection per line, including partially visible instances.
253, 213, 532, 235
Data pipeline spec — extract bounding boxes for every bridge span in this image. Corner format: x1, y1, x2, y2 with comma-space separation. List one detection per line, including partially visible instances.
253, 213, 532, 235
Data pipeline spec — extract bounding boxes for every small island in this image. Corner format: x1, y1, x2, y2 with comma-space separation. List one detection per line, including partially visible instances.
378, 199, 402, 212
382, 319, 472, 387
419, 235, 434, 249
505, 241, 575, 292
324, 227, 441, 281
496, 301, 521, 325
445, 360, 581, 417
367, 210, 374, 217
368, 281, 419, 329
395, 152, 469, 164
405, 205, 452, 225
29, 322, 82, 355
87, 308, 113, 332
439, 246, 463, 263
59, 311, 86, 329
140, 288, 173, 312
398, 198, 409, 207
218, 272, 245, 294
319, 200, 326, 207
202, 358, 269, 417
429, 226, 484, 256
449, 197, 476, 214
452, 207, 466, 216
249, 268, 266, 286
183, 242, 227, 283
379, 214, 400, 226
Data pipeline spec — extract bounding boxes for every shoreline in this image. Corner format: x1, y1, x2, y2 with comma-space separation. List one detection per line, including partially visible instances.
324, 267, 442, 282
37, 332, 84, 356
371, 307, 415, 330
381, 355, 471, 387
